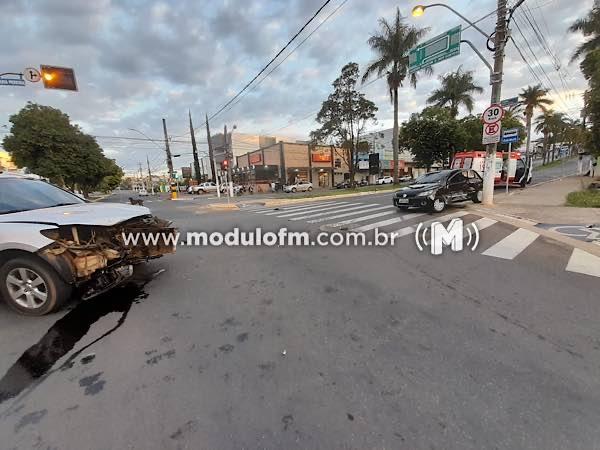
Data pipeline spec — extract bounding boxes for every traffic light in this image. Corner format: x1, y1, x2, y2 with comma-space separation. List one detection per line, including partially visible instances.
221, 159, 229, 170
40, 65, 78, 91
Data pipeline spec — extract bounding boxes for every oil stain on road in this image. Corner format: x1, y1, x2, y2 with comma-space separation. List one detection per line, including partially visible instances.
0, 279, 150, 409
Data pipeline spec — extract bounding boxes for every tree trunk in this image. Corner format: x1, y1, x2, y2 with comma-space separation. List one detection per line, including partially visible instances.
525, 112, 533, 168
392, 87, 399, 184
542, 133, 549, 165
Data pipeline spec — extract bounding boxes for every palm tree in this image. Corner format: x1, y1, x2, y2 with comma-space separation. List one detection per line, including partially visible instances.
519, 84, 553, 165
548, 112, 567, 162
569, 4, 600, 64
363, 8, 429, 183
426, 66, 483, 118
534, 112, 552, 164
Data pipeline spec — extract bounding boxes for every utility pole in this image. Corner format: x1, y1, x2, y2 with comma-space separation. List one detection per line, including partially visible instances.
138, 162, 144, 190
205, 114, 217, 183
162, 118, 174, 180
189, 110, 202, 184
224, 124, 234, 198
481, 0, 508, 205
200, 157, 206, 182
146, 155, 154, 195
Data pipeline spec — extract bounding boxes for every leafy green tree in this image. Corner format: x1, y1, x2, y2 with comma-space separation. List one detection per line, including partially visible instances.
457, 113, 524, 153
2, 102, 122, 196
363, 8, 429, 183
426, 66, 483, 118
399, 107, 464, 170
570, 4, 600, 156
519, 85, 553, 163
311, 63, 377, 184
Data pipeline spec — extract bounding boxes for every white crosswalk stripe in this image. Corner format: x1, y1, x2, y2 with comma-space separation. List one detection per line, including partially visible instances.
258, 201, 341, 215
275, 203, 355, 218
289, 203, 379, 221
468, 217, 497, 232
481, 228, 539, 260
565, 248, 600, 278
353, 212, 427, 233
390, 212, 469, 238
307, 205, 392, 224
325, 209, 397, 227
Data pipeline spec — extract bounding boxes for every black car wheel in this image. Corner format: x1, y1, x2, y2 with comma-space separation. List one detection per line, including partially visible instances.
472, 190, 483, 203
430, 197, 446, 213
0, 254, 71, 315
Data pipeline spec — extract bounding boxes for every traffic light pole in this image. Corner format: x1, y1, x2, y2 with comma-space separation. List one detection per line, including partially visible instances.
481, 0, 508, 205
205, 114, 217, 184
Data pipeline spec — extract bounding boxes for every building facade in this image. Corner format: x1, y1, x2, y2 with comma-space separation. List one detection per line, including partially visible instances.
362, 128, 416, 177
235, 142, 350, 191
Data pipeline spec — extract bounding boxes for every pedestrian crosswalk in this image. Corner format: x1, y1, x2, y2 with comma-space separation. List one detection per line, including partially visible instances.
244, 199, 600, 278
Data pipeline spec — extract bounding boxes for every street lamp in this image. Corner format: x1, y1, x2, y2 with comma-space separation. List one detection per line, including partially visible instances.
411, 4, 490, 39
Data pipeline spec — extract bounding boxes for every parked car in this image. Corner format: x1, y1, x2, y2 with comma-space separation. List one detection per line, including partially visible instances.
284, 181, 313, 193
393, 169, 483, 213
335, 180, 351, 189
376, 176, 393, 185
138, 188, 149, 196
0, 174, 176, 315
398, 175, 413, 182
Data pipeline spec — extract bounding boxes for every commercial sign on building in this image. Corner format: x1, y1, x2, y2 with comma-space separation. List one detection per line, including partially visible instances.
358, 160, 369, 170
181, 166, 192, 179
249, 153, 262, 164
312, 151, 331, 163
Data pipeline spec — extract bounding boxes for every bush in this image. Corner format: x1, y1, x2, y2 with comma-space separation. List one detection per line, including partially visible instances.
566, 189, 600, 207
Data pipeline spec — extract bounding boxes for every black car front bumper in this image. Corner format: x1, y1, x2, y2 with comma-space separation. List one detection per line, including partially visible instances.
393, 196, 431, 208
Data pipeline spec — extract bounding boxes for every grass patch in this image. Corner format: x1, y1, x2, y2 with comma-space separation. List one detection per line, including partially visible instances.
291, 183, 404, 199
566, 189, 600, 208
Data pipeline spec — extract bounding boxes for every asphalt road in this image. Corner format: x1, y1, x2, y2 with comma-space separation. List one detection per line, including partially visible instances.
531, 157, 578, 185
0, 191, 599, 449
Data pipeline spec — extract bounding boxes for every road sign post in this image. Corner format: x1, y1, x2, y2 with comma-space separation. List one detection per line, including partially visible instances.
409, 26, 461, 74
500, 128, 519, 194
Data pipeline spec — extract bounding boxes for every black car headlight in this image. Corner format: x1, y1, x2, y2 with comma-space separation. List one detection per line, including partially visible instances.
416, 189, 436, 197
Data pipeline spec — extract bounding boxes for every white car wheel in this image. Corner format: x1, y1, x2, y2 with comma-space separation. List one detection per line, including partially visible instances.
432, 197, 446, 213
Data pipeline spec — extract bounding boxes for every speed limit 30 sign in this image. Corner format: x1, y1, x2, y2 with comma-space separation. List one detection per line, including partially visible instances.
482, 104, 504, 124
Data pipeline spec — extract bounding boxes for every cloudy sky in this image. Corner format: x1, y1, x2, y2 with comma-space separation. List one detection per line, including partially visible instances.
0, 0, 590, 174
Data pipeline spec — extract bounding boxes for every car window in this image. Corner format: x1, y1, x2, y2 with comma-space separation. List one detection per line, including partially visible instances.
0, 178, 84, 214
414, 171, 451, 184
463, 157, 473, 169
449, 172, 466, 184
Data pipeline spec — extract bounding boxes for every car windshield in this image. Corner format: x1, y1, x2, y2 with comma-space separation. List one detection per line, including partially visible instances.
413, 171, 449, 184
0, 178, 84, 214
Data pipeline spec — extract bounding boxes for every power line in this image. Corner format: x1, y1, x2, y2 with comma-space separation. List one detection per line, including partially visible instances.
215, 0, 349, 121
208, 0, 334, 123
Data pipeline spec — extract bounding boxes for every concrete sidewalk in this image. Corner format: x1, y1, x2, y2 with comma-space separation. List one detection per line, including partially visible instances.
480, 176, 600, 225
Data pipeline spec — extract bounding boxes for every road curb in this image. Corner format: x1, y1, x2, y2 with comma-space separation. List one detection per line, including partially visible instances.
469, 205, 600, 257
255, 188, 398, 208
207, 203, 240, 210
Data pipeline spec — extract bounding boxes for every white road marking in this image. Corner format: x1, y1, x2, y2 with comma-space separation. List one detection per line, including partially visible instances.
565, 248, 600, 278
307, 205, 391, 224
390, 211, 469, 238
468, 217, 497, 232
481, 228, 539, 260
275, 203, 354, 218
290, 204, 378, 221
327, 209, 397, 227
257, 201, 340, 214
353, 212, 426, 233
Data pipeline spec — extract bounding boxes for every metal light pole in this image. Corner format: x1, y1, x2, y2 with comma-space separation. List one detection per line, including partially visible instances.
412, 1, 508, 205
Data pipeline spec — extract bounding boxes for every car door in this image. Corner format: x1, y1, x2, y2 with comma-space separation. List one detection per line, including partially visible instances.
463, 170, 482, 195
446, 171, 468, 202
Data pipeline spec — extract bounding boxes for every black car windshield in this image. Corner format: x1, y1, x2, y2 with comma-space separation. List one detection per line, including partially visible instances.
0, 178, 84, 214
413, 171, 450, 184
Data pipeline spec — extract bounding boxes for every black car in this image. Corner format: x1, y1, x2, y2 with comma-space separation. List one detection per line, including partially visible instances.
393, 169, 483, 213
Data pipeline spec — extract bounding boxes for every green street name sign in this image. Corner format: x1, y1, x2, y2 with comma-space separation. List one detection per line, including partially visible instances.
409, 26, 461, 74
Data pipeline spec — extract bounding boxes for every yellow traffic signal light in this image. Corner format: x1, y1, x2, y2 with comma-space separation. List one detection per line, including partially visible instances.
40, 65, 78, 91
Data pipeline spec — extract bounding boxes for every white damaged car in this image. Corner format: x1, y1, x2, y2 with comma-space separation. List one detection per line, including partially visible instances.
0, 173, 176, 315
